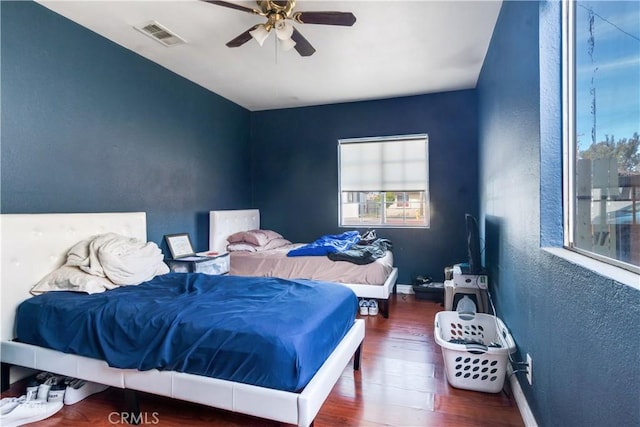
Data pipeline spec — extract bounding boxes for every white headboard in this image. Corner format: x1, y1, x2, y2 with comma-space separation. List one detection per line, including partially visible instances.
209, 209, 260, 255
0, 212, 147, 341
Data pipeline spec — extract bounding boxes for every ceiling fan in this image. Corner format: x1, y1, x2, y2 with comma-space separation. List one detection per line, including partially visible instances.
203, 0, 356, 57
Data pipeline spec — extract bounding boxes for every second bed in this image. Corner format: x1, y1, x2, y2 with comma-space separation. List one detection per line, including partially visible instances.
209, 209, 398, 318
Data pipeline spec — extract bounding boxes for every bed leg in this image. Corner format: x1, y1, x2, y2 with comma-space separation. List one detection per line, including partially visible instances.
123, 389, 141, 425
381, 299, 390, 319
1, 362, 11, 392
353, 343, 362, 371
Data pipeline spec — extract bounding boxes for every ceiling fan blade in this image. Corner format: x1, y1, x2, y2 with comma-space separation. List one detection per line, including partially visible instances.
293, 11, 356, 26
226, 26, 258, 48
202, 1, 261, 15
291, 28, 316, 57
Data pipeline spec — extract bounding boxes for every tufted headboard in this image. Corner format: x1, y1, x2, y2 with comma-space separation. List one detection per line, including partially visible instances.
209, 209, 260, 255
0, 212, 147, 341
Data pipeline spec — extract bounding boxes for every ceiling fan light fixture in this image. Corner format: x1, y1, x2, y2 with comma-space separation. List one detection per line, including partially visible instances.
207, 0, 356, 57
249, 24, 270, 46
279, 37, 296, 52
275, 20, 294, 40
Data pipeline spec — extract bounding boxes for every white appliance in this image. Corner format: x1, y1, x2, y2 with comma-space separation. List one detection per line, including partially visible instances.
452, 263, 488, 290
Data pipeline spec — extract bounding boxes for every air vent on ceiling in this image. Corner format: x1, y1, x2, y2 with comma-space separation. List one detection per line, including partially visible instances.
134, 21, 185, 47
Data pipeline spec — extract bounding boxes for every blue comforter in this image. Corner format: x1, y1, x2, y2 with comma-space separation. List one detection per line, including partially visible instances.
16, 273, 358, 392
287, 231, 361, 257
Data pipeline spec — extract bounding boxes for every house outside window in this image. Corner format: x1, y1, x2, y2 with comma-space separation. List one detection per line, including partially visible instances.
338, 134, 429, 228
564, 0, 640, 272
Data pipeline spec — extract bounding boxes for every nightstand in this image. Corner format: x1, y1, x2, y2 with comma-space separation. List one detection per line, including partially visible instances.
165, 252, 230, 275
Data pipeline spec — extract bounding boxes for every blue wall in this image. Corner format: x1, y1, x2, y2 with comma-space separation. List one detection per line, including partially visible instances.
0, 1, 252, 251
1, 1, 478, 283
251, 92, 479, 284
478, 1, 639, 426
5, 1, 638, 424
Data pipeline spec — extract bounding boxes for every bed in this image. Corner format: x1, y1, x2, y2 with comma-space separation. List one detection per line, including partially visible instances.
209, 209, 399, 318
0, 212, 365, 427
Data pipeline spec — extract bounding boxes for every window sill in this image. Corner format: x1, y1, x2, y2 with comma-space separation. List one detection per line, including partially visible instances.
543, 247, 640, 291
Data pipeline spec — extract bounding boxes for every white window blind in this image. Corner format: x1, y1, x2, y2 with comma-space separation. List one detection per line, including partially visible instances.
339, 135, 428, 192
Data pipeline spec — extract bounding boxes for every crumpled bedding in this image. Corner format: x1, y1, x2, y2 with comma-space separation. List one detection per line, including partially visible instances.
327, 238, 393, 265
287, 231, 361, 257
66, 233, 169, 285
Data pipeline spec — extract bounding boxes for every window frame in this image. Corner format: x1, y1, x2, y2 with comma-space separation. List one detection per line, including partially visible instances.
337, 134, 430, 229
562, 0, 640, 275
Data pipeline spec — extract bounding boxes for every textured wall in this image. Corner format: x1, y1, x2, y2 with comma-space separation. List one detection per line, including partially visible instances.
250, 91, 479, 284
1, 1, 252, 250
477, 1, 640, 426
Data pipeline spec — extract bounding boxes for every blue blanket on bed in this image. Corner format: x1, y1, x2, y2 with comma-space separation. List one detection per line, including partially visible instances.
16, 273, 358, 392
287, 231, 361, 257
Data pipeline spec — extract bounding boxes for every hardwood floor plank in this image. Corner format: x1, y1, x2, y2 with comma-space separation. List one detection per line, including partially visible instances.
1, 295, 524, 426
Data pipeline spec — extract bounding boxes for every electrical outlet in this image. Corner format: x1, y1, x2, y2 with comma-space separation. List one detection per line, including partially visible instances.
526, 353, 533, 385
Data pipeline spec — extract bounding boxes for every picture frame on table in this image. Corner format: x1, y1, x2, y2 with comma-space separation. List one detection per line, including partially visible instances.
164, 233, 196, 259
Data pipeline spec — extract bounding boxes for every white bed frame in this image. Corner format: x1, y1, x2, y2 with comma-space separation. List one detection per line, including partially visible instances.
0, 212, 364, 427
209, 209, 398, 318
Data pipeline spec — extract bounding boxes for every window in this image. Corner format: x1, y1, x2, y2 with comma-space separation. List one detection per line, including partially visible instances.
564, 0, 640, 272
338, 134, 429, 228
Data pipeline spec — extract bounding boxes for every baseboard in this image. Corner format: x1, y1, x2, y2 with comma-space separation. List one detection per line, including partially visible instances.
396, 284, 413, 294
508, 368, 538, 427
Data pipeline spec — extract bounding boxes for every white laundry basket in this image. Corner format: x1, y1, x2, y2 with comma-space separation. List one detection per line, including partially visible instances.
434, 311, 516, 393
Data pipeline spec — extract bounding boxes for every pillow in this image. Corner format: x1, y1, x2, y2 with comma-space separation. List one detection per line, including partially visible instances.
31, 266, 118, 295
227, 238, 292, 252
261, 238, 292, 250
227, 229, 283, 246
227, 242, 259, 252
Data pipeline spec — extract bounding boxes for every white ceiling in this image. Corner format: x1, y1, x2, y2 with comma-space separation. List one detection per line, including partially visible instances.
37, 0, 502, 111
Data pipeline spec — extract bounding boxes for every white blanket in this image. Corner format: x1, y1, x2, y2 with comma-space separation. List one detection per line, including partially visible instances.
66, 233, 169, 286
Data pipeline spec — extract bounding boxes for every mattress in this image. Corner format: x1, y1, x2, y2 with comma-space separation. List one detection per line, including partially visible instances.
15, 273, 358, 392
230, 244, 394, 285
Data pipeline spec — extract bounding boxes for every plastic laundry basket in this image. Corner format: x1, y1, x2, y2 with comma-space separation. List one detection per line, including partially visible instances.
434, 311, 516, 393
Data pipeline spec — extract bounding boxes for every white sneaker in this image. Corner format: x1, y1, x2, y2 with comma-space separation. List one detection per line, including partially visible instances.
359, 299, 370, 316
0, 396, 25, 416
63, 380, 109, 405
368, 299, 379, 316
0, 399, 63, 427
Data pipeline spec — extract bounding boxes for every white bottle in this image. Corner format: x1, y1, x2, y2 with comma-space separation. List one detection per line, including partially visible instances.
456, 295, 476, 320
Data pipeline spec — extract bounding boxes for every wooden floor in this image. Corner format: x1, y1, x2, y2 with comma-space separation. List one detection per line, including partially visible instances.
2, 294, 524, 426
